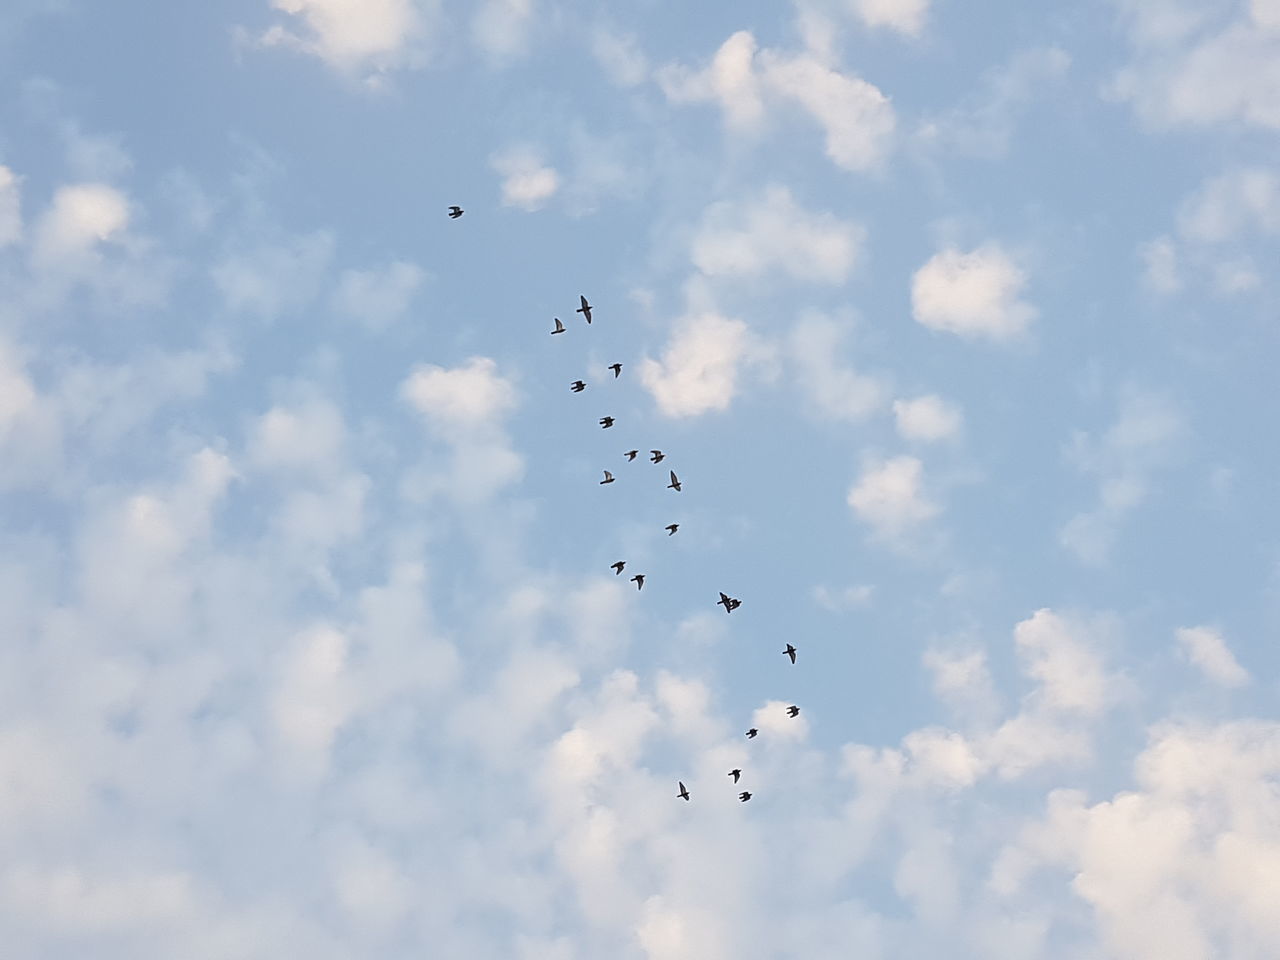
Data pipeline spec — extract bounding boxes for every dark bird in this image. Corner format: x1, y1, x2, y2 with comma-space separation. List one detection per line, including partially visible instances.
570, 380, 586, 393
448, 206, 464, 219
577, 295, 593, 324
667, 471, 681, 492
729, 769, 741, 783
718, 592, 740, 613
650, 450, 665, 464
611, 561, 625, 575
786, 705, 800, 718
600, 470, 615, 485
677, 781, 690, 801
728, 598, 741, 611
739, 791, 752, 802
600, 417, 614, 429
665, 523, 679, 536
551, 317, 565, 335
608, 363, 622, 378
625, 450, 639, 461
746, 728, 758, 739
784, 644, 797, 664
631, 574, 645, 590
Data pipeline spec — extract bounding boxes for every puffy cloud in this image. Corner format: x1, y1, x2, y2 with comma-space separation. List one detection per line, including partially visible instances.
33, 183, 128, 263
331, 259, 424, 329
249, 399, 346, 473
692, 186, 864, 284
491, 145, 560, 211
641, 311, 752, 418
911, 244, 1035, 340
272, 625, 354, 777
401, 356, 517, 432
0, 165, 21, 246
789, 315, 886, 421
892, 395, 962, 442
1013, 609, 1109, 717
1176, 626, 1250, 688
847, 455, 939, 537
259, 0, 431, 76
657, 31, 766, 131
851, 0, 930, 36
1177, 167, 1280, 243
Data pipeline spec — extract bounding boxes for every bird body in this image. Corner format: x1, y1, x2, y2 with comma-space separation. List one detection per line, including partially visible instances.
745, 728, 758, 739
729, 769, 741, 783
786, 705, 800, 718
739, 792, 752, 802
677, 781, 690, 801
570, 380, 586, 392
784, 644, 797, 664
608, 363, 622, 378
665, 523, 679, 536
448, 206, 464, 219
577, 295, 593, 323
718, 592, 740, 613
625, 450, 638, 461
611, 561, 625, 574
667, 471, 681, 492
650, 450, 664, 463
551, 317, 565, 335
631, 574, 645, 590
599, 417, 614, 428
600, 471, 614, 484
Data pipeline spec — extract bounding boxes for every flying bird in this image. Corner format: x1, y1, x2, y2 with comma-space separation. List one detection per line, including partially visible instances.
577, 295, 593, 324
608, 363, 622, 378
786, 705, 800, 718
745, 728, 758, 739
728, 598, 741, 611
739, 791, 752, 802
667, 471, 681, 492
718, 592, 740, 613
448, 206, 464, 219
784, 644, 797, 664
650, 450, 665, 464
611, 561, 625, 575
570, 380, 586, 393
599, 417, 614, 428
551, 317, 565, 335
677, 781, 690, 801
631, 574, 645, 590
625, 450, 639, 461
729, 769, 741, 783
600, 471, 615, 485
665, 523, 679, 536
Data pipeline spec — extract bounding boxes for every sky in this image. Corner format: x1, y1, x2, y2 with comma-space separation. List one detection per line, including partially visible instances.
1, 0, 1278, 957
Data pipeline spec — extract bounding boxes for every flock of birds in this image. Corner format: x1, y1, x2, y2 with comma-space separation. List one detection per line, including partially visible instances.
450, 205, 802, 805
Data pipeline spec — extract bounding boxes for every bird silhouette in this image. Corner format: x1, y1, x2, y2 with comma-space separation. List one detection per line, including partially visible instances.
570, 380, 586, 392
551, 317, 565, 335
600, 471, 615, 484
784, 644, 797, 664
677, 781, 690, 801
728, 598, 741, 611
608, 363, 622, 378
786, 705, 800, 718
667, 471, 681, 492
718, 592, 740, 613
745, 728, 758, 739
739, 791, 752, 802
611, 561, 625, 575
665, 523, 679, 536
729, 769, 741, 783
625, 450, 638, 461
448, 206, 463, 219
650, 450, 665, 464
631, 574, 645, 590
577, 295, 593, 324
599, 417, 614, 428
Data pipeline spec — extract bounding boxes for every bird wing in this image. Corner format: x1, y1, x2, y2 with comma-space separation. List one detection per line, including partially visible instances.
580, 295, 589, 309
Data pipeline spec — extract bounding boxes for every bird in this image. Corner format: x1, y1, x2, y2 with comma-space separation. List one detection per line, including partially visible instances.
608, 363, 622, 378
665, 523, 679, 536
786, 705, 800, 718
448, 206, 464, 219
718, 592, 740, 613
667, 471, 681, 492
631, 574, 645, 590
577, 295, 593, 324
745, 728, 758, 739
551, 317, 565, 335
739, 791, 752, 802
600, 417, 614, 428
729, 769, 741, 783
625, 450, 639, 461
650, 450, 665, 464
728, 598, 741, 611
600, 471, 615, 485
677, 781, 690, 801
570, 380, 586, 393
611, 561, 625, 575
784, 644, 797, 664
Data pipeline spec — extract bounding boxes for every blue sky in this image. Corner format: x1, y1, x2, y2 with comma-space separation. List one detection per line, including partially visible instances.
1, 1, 1279, 957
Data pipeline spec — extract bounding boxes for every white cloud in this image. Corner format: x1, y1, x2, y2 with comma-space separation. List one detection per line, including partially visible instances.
401, 356, 517, 433
893, 395, 962, 442
851, 0, 930, 36
1177, 167, 1280, 243
260, 0, 431, 76
657, 31, 766, 131
272, 624, 354, 778
641, 311, 753, 418
491, 145, 560, 211
331, 259, 424, 329
1013, 608, 1109, 717
590, 27, 649, 87
847, 455, 939, 538
249, 399, 346, 473
1139, 235, 1182, 293
1176, 626, 1250, 688
789, 315, 886, 421
0, 165, 21, 246
472, 0, 534, 59
33, 182, 129, 262
911, 244, 1035, 340
692, 186, 864, 284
